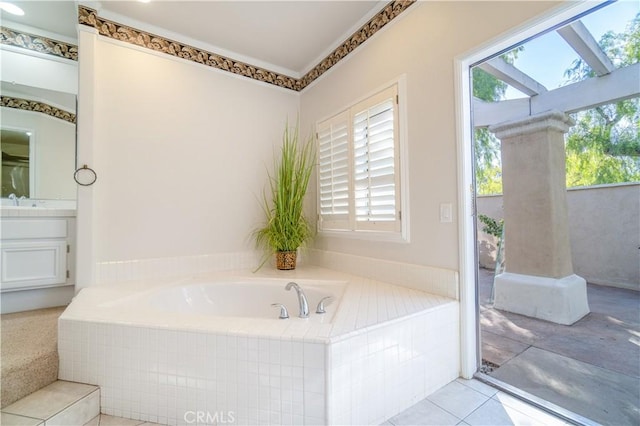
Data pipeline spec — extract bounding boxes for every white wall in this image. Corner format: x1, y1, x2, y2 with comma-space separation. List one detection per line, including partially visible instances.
76, 29, 299, 287
1, 108, 76, 200
0, 48, 78, 95
300, 1, 560, 271
75, 1, 564, 288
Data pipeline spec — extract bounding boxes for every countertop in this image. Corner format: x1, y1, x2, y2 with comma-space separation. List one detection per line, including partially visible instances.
1, 207, 76, 218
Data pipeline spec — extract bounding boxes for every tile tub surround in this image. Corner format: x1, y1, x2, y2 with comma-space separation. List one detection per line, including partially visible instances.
93, 251, 262, 285
58, 267, 460, 425
306, 249, 459, 300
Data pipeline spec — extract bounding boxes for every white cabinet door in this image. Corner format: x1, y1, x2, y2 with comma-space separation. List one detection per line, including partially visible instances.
1, 240, 67, 291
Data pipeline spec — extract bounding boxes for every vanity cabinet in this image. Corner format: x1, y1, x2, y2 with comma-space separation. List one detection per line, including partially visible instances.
1, 218, 70, 290
0, 210, 76, 312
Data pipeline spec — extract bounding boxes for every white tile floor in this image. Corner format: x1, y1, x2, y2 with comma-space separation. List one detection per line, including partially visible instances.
81, 378, 568, 426
2, 377, 568, 425
83, 414, 163, 425
384, 378, 570, 426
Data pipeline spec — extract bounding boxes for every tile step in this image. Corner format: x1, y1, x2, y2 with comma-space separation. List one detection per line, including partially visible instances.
0, 380, 99, 426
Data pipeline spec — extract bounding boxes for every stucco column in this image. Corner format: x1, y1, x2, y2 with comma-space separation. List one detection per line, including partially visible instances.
488, 110, 589, 325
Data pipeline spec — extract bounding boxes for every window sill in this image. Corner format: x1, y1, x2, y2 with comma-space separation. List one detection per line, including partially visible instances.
317, 229, 409, 243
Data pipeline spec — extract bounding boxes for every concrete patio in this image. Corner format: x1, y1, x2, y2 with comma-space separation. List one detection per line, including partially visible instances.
478, 267, 640, 425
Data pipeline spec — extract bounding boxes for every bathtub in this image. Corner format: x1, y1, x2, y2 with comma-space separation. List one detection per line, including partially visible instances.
59, 269, 460, 425
101, 278, 343, 322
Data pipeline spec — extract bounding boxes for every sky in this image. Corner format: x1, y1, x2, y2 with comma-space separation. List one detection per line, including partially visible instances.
503, 0, 639, 100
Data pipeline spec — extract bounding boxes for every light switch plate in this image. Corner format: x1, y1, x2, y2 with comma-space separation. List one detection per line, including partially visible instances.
440, 203, 453, 223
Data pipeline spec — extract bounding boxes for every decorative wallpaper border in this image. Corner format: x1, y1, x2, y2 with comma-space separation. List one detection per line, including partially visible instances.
298, 1, 415, 89
77, 6, 298, 91
78, 1, 416, 92
1, 96, 77, 124
0, 27, 78, 61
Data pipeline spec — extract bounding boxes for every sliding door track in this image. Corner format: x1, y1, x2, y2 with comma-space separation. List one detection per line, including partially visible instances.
474, 372, 601, 426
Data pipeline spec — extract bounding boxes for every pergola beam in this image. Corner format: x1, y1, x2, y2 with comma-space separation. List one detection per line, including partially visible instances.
478, 57, 548, 96
557, 21, 615, 77
473, 63, 640, 127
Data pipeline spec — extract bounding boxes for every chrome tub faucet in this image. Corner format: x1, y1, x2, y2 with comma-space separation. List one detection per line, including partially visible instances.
316, 296, 333, 314
271, 303, 290, 319
285, 281, 309, 318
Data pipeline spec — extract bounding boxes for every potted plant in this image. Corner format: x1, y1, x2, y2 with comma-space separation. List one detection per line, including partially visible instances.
254, 120, 315, 270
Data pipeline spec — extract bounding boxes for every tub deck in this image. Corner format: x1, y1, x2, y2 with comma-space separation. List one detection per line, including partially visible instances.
60, 266, 455, 343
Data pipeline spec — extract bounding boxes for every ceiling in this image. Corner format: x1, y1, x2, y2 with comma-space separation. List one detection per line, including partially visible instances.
0, 1, 78, 40
1, 1, 386, 77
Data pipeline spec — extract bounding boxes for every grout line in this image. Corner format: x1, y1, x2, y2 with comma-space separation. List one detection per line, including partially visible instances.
460, 397, 493, 423
455, 378, 498, 397
0, 412, 46, 422
424, 399, 469, 423
45, 387, 100, 422
2, 385, 100, 425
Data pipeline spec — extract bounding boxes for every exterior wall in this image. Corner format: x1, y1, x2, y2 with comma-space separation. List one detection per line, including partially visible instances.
300, 1, 561, 272
477, 183, 640, 290
476, 194, 503, 270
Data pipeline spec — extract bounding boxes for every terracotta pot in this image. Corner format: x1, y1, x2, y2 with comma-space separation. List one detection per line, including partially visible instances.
276, 251, 297, 270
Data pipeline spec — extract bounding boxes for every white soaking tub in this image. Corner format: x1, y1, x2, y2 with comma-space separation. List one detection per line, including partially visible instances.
59, 268, 459, 425
102, 279, 343, 321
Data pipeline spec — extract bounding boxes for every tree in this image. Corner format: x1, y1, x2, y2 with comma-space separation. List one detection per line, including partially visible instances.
563, 13, 640, 186
472, 49, 521, 195
473, 12, 640, 194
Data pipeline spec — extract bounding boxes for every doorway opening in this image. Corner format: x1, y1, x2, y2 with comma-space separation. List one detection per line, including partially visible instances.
457, 1, 639, 424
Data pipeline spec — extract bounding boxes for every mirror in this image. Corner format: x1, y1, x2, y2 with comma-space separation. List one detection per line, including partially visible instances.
1, 127, 32, 197
1, 0, 78, 203
0, 82, 76, 200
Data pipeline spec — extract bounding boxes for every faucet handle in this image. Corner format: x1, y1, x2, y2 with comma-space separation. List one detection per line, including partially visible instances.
271, 303, 289, 319
316, 296, 333, 314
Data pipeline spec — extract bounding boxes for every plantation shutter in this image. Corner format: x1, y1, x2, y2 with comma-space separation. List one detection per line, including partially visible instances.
316, 83, 402, 235
317, 110, 351, 230
352, 85, 400, 231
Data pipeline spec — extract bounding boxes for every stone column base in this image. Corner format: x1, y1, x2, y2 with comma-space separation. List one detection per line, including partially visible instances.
494, 272, 590, 325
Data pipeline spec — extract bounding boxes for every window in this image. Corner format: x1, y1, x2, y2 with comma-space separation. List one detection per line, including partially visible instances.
317, 83, 406, 239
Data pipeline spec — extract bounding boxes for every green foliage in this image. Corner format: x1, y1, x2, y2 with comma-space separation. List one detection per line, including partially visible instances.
566, 150, 640, 186
473, 49, 520, 195
476, 163, 503, 195
473, 13, 640, 195
254, 120, 315, 267
472, 68, 506, 102
563, 12, 640, 185
478, 214, 503, 239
